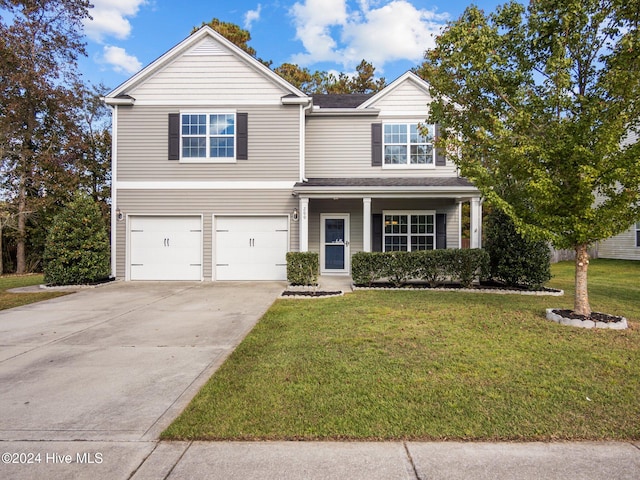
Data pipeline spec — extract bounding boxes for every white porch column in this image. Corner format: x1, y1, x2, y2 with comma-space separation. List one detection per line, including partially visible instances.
299, 197, 309, 251
363, 197, 372, 252
470, 197, 482, 249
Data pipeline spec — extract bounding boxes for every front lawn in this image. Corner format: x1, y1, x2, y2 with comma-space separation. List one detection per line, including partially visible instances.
0, 274, 68, 310
163, 259, 640, 441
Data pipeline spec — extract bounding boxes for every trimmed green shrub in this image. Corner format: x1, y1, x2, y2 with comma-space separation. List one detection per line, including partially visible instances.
484, 210, 551, 289
43, 192, 110, 285
351, 251, 387, 286
351, 249, 489, 288
447, 249, 490, 288
286, 252, 319, 285
413, 249, 450, 287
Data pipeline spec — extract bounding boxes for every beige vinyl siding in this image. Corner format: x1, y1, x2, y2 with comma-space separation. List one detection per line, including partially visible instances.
372, 198, 460, 250
129, 38, 288, 103
307, 198, 460, 256
304, 117, 458, 178
371, 80, 434, 115
116, 105, 300, 181
598, 227, 640, 260
115, 189, 299, 279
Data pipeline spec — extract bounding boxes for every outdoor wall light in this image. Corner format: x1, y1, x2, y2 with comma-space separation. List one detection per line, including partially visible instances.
116, 208, 124, 221
292, 208, 299, 222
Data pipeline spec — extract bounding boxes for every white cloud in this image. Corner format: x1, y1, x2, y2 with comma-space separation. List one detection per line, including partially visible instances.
289, 0, 448, 71
100, 45, 142, 74
244, 4, 262, 30
84, 0, 147, 43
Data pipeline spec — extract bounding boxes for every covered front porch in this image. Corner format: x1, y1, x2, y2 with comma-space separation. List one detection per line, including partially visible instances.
293, 178, 483, 275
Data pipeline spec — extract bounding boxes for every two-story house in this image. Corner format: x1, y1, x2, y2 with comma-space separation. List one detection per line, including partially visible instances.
104, 26, 482, 281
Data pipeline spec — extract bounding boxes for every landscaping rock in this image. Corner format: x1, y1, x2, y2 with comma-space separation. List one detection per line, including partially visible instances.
546, 308, 627, 330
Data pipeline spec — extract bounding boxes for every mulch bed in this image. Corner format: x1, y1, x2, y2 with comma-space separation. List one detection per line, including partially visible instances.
354, 280, 561, 294
281, 290, 342, 298
551, 309, 625, 324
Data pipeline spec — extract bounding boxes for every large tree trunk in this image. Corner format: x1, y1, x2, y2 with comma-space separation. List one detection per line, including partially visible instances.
574, 243, 591, 316
16, 187, 26, 275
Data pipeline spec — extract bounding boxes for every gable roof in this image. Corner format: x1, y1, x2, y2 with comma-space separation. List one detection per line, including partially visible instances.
358, 71, 431, 109
105, 26, 308, 102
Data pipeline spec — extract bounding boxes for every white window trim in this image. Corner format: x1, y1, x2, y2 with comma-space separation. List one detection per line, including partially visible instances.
179, 110, 237, 163
383, 210, 436, 252
382, 122, 435, 170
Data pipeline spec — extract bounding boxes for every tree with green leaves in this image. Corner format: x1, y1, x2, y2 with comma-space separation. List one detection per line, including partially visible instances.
43, 192, 110, 285
194, 18, 271, 67
275, 60, 386, 94
0, 0, 91, 273
419, 0, 640, 317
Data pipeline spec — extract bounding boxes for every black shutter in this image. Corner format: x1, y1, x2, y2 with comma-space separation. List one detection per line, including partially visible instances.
436, 213, 447, 249
372, 214, 383, 252
435, 124, 446, 166
168, 113, 180, 160
371, 123, 382, 167
237, 112, 248, 160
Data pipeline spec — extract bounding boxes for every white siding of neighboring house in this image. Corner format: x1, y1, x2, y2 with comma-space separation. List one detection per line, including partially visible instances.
598, 225, 640, 260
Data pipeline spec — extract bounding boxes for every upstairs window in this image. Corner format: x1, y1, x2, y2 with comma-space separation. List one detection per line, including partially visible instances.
181, 113, 235, 161
383, 123, 435, 168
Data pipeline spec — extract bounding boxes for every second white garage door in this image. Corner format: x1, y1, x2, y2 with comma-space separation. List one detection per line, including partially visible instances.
215, 216, 288, 280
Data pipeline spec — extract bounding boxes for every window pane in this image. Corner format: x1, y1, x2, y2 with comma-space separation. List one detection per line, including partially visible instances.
182, 114, 206, 135
325, 245, 345, 269
410, 124, 432, 144
182, 137, 206, 157
384, 124, 407, 144
325, 219, 345, 243
210, 114, 235, 135
210, 137, 234, 158
384, 146, 407, 164
410, 145, 433, 164
384, 236, 407, 252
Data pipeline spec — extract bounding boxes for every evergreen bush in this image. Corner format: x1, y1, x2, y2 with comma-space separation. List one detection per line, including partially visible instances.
43, 193, 110, 285
483, 210, 551, 289
286, 252, 319, 285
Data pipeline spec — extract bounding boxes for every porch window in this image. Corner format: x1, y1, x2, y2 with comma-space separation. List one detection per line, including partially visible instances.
383, 123, 435, 167
636, 222, 640, 248
383, 211, 435, 251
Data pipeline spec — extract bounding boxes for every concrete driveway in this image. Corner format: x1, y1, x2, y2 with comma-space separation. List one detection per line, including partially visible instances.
0, 281, 284, 479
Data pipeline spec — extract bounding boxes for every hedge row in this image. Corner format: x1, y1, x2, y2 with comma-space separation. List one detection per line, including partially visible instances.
351, 249, 489, 288
286, 252, 319, 285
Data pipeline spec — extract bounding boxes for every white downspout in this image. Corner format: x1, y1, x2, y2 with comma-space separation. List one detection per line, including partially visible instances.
109, 105, 118, 278
300, 100, 312, 182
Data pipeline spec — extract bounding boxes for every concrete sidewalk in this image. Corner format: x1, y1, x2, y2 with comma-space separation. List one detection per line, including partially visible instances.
1, 440, 638, 479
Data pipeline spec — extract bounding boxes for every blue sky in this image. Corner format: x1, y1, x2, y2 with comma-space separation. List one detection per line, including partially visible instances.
81, 0, 504, 91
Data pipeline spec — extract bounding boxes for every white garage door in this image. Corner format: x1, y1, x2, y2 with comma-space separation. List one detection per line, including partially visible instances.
216, 216, 288, 280
130, 216, 202, 280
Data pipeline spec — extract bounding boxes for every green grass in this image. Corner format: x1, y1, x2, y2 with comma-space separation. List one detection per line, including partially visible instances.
0, 274, 67, 310
163, 259, 640, 441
